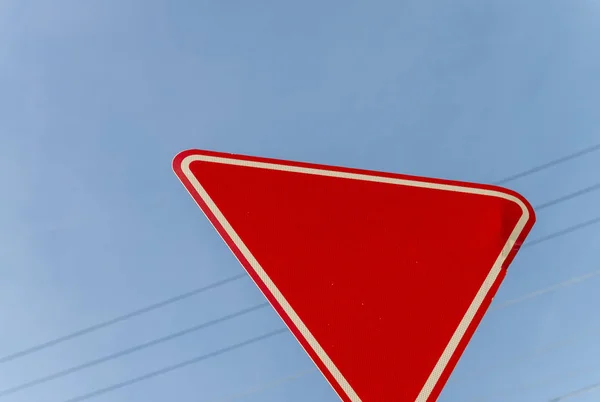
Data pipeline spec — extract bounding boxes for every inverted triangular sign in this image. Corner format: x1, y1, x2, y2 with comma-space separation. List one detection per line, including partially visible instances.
173, 149, 535, 402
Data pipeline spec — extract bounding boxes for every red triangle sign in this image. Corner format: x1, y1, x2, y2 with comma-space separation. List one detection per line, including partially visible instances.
173, 149, 536, 402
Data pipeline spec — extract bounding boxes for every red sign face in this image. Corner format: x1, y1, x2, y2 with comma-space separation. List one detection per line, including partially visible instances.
173, 149, 535, 402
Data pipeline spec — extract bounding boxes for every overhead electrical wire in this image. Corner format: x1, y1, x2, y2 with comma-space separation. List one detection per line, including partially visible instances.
0, 273, 247, 365
532, 182, 600, 210
523, 215, 600, 248
0, 303, 270, 398
548, 380, 600, 401
493, 142, 600, 185
489, 267, 600, 310
474, 356, 600, 402
491, 318, 600, 372
58, 328, 288, 402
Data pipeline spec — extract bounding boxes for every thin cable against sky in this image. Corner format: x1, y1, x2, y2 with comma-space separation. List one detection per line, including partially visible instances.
490, 268, 600, 311
453, 303, 600, 385
523, 216, 600, 248
0, 273, 247, 365
533, 182, 600, 210
549, 380, 600, 401
0, 303, 270, 398
493, 143, 600, 185
59, 328, 288, 402
475, 356, 600, 402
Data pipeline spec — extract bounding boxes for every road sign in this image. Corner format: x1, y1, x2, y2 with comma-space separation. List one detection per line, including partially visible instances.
173, 149, 536, 402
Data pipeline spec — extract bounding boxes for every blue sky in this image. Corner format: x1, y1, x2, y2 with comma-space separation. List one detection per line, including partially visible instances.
0, 1, 599, 401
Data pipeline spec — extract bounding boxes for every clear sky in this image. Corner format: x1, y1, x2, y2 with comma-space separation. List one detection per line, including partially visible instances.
1, 1, 599, 401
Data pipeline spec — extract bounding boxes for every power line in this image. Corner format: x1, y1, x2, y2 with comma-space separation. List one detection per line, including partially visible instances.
0, 302, 270, 397
475, 356, 600, 402
490, 268, 600, 311
0, 273, 247, 365
523, 215, 600, 248
493, 143, 600, 185
549, 380, 600, 401
486, 214, 600, 311
59, 328, 288, 402
533, 182, 600, 211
